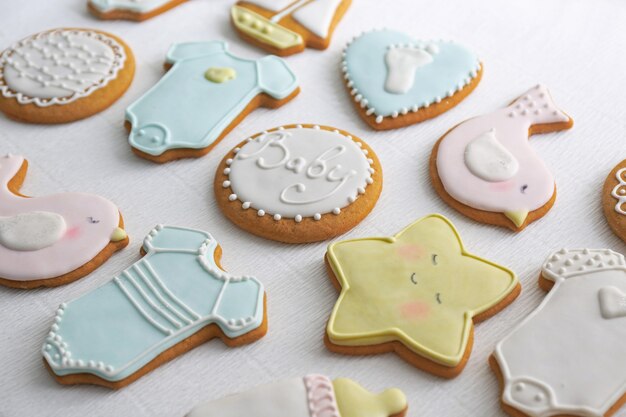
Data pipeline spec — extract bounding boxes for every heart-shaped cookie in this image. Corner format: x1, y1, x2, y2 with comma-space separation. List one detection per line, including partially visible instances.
342, 29, 482, 130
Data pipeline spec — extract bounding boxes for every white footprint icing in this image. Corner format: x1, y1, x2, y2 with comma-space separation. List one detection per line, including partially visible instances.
0, 211, 66, 251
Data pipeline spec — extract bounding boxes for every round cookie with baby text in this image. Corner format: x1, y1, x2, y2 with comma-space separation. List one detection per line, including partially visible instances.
0, 28, 134, 124
603, 159, 626, 243
214, 124, 382, 243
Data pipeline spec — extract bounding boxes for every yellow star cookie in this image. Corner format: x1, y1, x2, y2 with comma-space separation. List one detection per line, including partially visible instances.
325, 214, 520, 378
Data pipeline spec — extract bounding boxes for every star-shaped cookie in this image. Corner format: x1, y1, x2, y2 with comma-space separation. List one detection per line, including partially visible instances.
324, 214, 520, 378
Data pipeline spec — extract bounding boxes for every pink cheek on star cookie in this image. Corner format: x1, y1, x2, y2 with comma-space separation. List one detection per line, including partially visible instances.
400, 301, 431, 320
490, 180, 516, 192
396, 244, 426, 261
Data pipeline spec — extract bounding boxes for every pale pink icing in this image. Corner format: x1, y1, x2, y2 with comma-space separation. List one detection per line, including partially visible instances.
303, 374, 340, 417
0, 155, 122, 281
436, 85, 570, 214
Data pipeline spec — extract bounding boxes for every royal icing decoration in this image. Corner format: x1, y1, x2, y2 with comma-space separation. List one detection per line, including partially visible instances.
89, 0, 178, 13
0, 29, 126, 107
224, 125, 374, 221
493, 249, 626, 417
611, 168, 626, 215
0, 154, 126, 283
342, 29, 480, 124
326, 214, 518, 370
43, 225, 265, 383
126, 41, 298, 157
232, 0, 345, 53
436, 85, 571, 228
187, 375, 407, 417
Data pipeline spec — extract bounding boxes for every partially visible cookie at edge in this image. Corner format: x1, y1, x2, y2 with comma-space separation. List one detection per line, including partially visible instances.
603, 159, 626, 243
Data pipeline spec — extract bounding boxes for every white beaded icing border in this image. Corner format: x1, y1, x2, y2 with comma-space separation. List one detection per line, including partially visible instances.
0, 28, 126, 107
222, 124, 376, 222
341, 29, 482, 124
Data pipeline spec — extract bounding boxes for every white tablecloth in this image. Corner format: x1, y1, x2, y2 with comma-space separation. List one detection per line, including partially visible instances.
1, 0, 625, 415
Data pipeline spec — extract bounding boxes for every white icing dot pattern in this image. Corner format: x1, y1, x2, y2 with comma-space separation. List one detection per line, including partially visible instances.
0, 29, 126, 107
542, 248, 626, 281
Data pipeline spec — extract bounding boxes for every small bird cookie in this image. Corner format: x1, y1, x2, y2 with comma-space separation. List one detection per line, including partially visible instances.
0, 154, 128, 289
431, 85, 573, 232
324, 214, 520, 378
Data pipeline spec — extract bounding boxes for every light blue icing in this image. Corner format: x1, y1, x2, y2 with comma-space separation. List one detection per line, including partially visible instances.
343, 30, 480, 117
42, 225, 264, 382
90, 0, 173, 13
126, 41, 298, 156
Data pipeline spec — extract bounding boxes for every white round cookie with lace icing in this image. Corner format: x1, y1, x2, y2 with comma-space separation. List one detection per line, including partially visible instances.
0, 29, 126, 107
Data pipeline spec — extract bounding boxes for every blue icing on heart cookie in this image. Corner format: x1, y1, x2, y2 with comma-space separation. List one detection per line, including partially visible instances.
342, 29, 481, 124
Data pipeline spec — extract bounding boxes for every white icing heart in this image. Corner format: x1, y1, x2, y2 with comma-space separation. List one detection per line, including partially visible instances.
0, 211, 67, 251
464, 128, 519, 182
599, 286, 626, 319
384, 45, 436, 94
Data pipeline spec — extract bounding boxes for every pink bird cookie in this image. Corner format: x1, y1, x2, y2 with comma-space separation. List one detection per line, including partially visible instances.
0, 154, 128, 289
430, 85, 573, 232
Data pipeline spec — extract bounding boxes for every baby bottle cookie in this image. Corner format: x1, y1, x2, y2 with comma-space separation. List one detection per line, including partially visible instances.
0, 28, 134, 123
187, 375, 407, 417
126, 41, 299, 163
42, 225, 267, 389
431, 85, 573, 232
0, 154, 128, 289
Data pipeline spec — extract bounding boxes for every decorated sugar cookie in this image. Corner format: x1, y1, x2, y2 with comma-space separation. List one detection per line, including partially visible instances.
342, 29, 482, 130
126, 41, 299, 163
43, 225, 266, 389
431, 85, 573, 232
88, 0, 187, 21
491, 249, 626, 417
602, 159, 626, 243
231, 0, 351, 56
325, 214, 520, 378
0, 28, 134, 124
187, 375, 407, 417
215, 124, 382, 243
0, 155, 128, 289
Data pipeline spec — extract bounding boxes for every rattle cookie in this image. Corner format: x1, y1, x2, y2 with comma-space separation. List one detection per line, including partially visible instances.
491, 249, 626, 417
0, 154, 128, 289
603, 159, 626, 244
231, 0, 351, 56
325, 214, 520, 378
342, 29, 482, 130
215, 124, 382, 243
0, 28, 134, 124
88, 0, 187, 21
42, 225, 267, 389
126, 40, 299, 163
187, 375, 407, 417
431, 85, 573, 232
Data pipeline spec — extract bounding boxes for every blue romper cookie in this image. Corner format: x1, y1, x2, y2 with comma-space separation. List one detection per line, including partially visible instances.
42, 225, 267, 389
126, 41, 299, 162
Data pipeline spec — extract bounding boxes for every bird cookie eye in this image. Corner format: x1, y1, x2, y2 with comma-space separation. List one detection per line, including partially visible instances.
87, 217, 100, 224
521, 184, 528, 194
431, 254, 438, 265
410, 273, 417, 285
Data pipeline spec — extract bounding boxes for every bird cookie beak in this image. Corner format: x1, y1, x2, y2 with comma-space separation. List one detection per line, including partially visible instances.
110, 227, 127, 242
504, 210, 528, 228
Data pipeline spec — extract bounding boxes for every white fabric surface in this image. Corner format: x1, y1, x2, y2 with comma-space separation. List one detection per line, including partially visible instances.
1, 0, 625, 416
